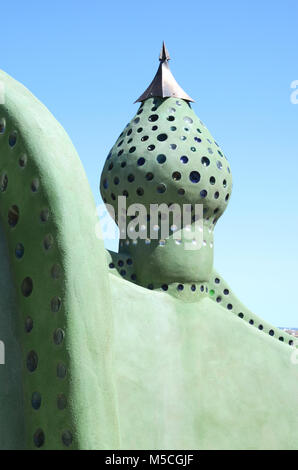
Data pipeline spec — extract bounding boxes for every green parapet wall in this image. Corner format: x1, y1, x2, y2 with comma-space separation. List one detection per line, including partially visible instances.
0, 70, 119, 450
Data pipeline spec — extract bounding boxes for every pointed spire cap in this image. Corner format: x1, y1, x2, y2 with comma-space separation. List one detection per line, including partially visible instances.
135, 42, 194, 103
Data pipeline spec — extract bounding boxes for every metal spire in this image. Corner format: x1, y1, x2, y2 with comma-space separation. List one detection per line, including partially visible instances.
135, 42, 194, 103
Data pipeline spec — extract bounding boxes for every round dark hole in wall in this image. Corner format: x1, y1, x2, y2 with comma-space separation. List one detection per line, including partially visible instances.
33, 429, 45, 448
57, 394, 67, 410
146, 172, 154, 181
0, 173, 8, 192
157, 154, 166, 164
157, 184, 166, 193
62, 430, 73, 447
25, 316, 33, 333
172, 171, 181, 181
15, 243, 24, 259
21, 277, 33, 297
8, 131, 17, 147
137, 157, 145, 166
8, 205, 19, 227
31, 392, 42, 410
148, 114, 159, 122
157, 134, 168, 142
189, 171, 200, 183
27, 350, 38, 372
57, 362, 67, 379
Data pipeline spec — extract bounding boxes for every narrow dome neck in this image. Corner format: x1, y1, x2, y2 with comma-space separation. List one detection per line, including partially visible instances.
119, 219, 214, 288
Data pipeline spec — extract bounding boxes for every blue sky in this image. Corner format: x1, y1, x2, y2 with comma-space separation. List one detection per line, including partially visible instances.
1, 0, 297, 326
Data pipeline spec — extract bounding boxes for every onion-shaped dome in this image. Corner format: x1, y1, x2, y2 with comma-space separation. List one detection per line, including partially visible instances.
100, 44, 232, 226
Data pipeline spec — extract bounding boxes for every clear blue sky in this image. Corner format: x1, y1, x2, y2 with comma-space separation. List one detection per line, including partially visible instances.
1, 0, 297, 326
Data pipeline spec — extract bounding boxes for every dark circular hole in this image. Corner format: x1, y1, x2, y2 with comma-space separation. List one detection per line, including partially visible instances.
177, 284, 184, 291
27, 351, 38, 372
223, 289, 229, 295
136, 187, 144, 196
167, 116, 175, 121
127, 174, 135, 183
0, 173, 8, 192
108, 163, 113, 171
269, 329, 274, 336
122, 190, 129, 197
194, 137, 201, 143
201, 157, 210, 167
51, 296, 62, 313
51, 264, 62, 279
15, 243, 24, 259
146, 172, 154, 181
189, 171, 200, 183
141, 135, 149, 141
216, 296, 222, 303
172, 171, 181, 181
57, 362, 67, 379
8, 205, 19, 227
148, 114, 159, 122
25, 316, 33, 333
178, 188, 185, 195
31, 179, 39, 192
227, 304, 233, 310
44, 234, 54, 250
157, 154, 166, 164
191, 284, 196, 291
225, 194, 230, 202
0, 118, 6, 134
215, 278, 220, 284
109, 263, 115, 269
147, 144, 155, 151
214, 192, 220, 199
152, 125, 158, 131
258, 324, 263, 330
223, 179, 227, 188
238, 313, 244, 319
279, 336, 284, 342
57, 394, 67, 410
21, 277, 33, 297
53, 328, 65, 345
137, 108, 143, 115
40, 209, 49, 222
117, 140, 124, 147
200, 190, 207, 198
137, 127, 143, 133
157, 184, 166, 193
8, 131, 17, 147
62, 430, 73, 447
137, 157, 145, 166
161, 284, 168, 291
127, 129, 132, 136
113, 177, 119, 185
180, 156, 188, 164
157, 133, 168, 142
249, 319, 254, 325
129, 146, 136, 153
31, 392, 42, 410
118, 150, 123, 156
33, 429, 45, 448
127, 258, 133, 265
210, 176, 216, 185
148, 284, 154, 290
121, 161, 126, 168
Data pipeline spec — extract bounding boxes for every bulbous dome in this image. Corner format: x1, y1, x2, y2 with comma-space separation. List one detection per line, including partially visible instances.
100, 96, 232, 224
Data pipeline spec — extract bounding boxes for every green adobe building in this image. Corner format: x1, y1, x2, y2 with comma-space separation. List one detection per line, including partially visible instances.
0, 43, 297, 450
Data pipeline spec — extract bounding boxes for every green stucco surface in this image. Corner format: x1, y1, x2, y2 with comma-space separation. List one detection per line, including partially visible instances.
0, 68, 297, 450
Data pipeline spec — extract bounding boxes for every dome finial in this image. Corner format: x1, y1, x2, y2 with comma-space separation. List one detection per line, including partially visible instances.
159, 41, 170, 62
135, 42, 194, 103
